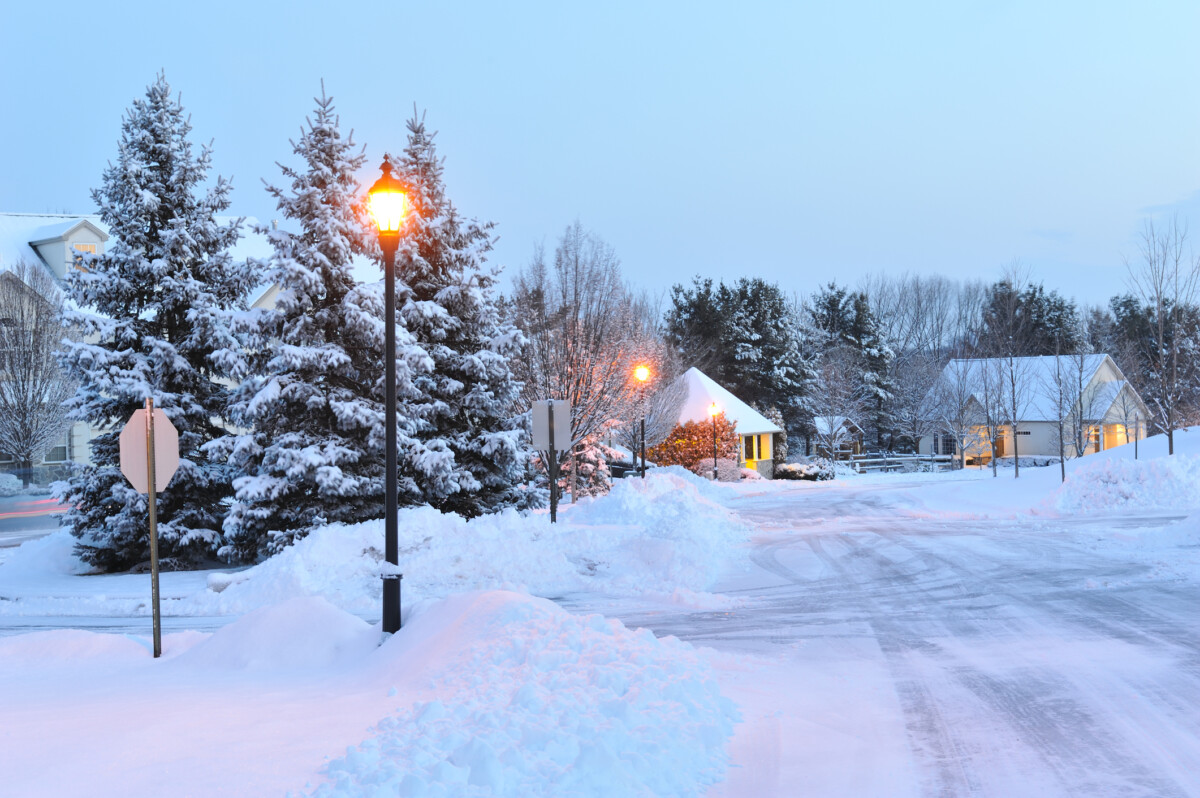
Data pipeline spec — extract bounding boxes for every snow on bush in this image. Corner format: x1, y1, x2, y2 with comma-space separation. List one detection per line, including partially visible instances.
0, 473, 22, 497
191, 472, 750, 617
776, 458, 835, 481
1054, 454, 1200, 514
690, 457, 741, 482
312, 591, 737, 798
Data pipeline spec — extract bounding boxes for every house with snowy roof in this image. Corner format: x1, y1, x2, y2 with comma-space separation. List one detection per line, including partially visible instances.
0, 212, 273, 475
918, 354, 1149, 463
812, 415, 864, 459
676, 367, 783, 477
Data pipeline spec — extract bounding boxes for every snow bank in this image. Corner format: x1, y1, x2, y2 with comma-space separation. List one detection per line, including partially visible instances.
186, 472, 750, 618
1054, 454, 1200, 514
314, 591, 737, 797
0, 529, 90, 581
174, 597, 378, 672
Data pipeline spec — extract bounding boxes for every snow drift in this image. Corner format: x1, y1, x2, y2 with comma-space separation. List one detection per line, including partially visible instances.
314, 591, 737, 797
190, 471, 750, 617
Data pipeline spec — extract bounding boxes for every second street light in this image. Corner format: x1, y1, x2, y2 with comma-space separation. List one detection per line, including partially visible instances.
634, 364, 650, 478
368, 160, 408, 635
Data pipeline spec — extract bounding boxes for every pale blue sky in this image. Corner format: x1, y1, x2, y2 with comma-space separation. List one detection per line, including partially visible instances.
4, 1, 1199, 307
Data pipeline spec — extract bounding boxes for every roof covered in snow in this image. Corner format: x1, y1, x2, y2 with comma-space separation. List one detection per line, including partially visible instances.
926, 354, 1146, 422
813, 415, 862, 435
677, 367, 782, 436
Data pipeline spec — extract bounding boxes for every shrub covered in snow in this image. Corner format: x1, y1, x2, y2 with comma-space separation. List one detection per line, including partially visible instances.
648, 414, 739, 471
776, 458, 835, 481
691, 457, 742, 482
0, 473, 22, 497
740, 467, 763, 480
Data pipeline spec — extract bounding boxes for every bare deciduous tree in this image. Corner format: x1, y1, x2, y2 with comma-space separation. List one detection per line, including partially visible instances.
810, 347, 867, 459
508, 223, 665, 473
977, 357, 1007, 478
1125, 216, 1200, 455
889, 352, 939, 455
1040, 352, 1077, 483
932, 358, 984, 470
0, 261, 77, 485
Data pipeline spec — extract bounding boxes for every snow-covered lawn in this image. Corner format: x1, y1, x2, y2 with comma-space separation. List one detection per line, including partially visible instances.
2, 440, 1199, 796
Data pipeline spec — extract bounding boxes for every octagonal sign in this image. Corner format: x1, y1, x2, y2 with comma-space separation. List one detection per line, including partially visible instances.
119, 409, 180, 494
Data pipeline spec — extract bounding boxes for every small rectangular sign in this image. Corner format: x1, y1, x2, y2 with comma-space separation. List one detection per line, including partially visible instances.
531, 400, 571, 452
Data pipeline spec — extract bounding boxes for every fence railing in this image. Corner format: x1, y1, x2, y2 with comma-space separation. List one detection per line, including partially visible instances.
849, 453, 954, 473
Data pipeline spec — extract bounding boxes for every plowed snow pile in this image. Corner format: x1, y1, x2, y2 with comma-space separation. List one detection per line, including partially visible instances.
313, 591, 737, 797
1053, 454, 1200, 514
187, 472, 749, 616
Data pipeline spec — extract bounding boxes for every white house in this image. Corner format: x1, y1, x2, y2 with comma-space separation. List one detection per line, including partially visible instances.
919, 354, 1150, 463
812, 415, 864, 459
0, 212, 273, 478
676, 367, 783, 477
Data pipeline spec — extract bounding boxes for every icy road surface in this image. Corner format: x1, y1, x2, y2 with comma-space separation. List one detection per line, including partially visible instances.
567, 480, 1200, 797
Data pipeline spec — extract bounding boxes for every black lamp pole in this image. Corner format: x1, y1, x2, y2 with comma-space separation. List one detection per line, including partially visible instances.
639, 382, 647, 479
380, 231, 401, 634
711, 412, 718, 481
371, 160, 405, 636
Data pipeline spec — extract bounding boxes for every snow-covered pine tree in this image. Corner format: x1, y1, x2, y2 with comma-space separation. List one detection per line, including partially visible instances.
209, 90, 435, 561
848, 292, 895, 448
57, 74, 254, 571
390, 112, 527, 517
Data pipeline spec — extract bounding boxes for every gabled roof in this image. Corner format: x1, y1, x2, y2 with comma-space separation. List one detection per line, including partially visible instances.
27, 218, 109, 247
926, 354, 1144, 422
814, 415, 862, 435
0, 213, 104, 273
677, 367, 783, 436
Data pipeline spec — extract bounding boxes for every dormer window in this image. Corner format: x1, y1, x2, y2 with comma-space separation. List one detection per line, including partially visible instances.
72, 243, 97, 271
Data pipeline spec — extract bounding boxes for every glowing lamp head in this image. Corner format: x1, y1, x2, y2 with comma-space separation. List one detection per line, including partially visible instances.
709, 402, 719, 417
634, 365, 650, 383
368, 160, 408, 233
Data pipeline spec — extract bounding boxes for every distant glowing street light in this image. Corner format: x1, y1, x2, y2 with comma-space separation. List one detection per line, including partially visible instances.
709, 402, 720, 481
368, 159, 408, 635
634, 365, 650, 478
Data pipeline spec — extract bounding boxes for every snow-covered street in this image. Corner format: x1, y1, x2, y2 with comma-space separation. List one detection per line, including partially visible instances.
571, 481, 1200, 796
2, 440, 1199, 796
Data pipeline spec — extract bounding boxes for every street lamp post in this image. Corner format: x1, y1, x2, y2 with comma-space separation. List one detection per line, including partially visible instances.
709, 402, 719, 481
634, 365, 650, 478
368, 160, 408, 635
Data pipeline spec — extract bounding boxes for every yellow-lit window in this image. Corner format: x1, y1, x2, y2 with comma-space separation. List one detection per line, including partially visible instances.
72, 243, 97, 272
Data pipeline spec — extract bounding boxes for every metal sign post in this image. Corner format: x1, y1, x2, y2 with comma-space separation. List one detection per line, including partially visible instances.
532, 400, 571, 523
548, 406, 559, 523
145, 399, 161, 658
118, 400, 180, 660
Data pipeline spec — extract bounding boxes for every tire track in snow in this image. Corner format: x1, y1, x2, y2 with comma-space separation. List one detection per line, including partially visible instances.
854, 525, 1198, 797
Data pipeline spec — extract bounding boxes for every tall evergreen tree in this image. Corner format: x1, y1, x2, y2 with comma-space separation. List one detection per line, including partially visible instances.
391, 112, 527, 517
666, 276, 813, 429
664, 277, 732, 381
210, 91, 434, 561
847, 292, 895, 447
57, 74, 253, 570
